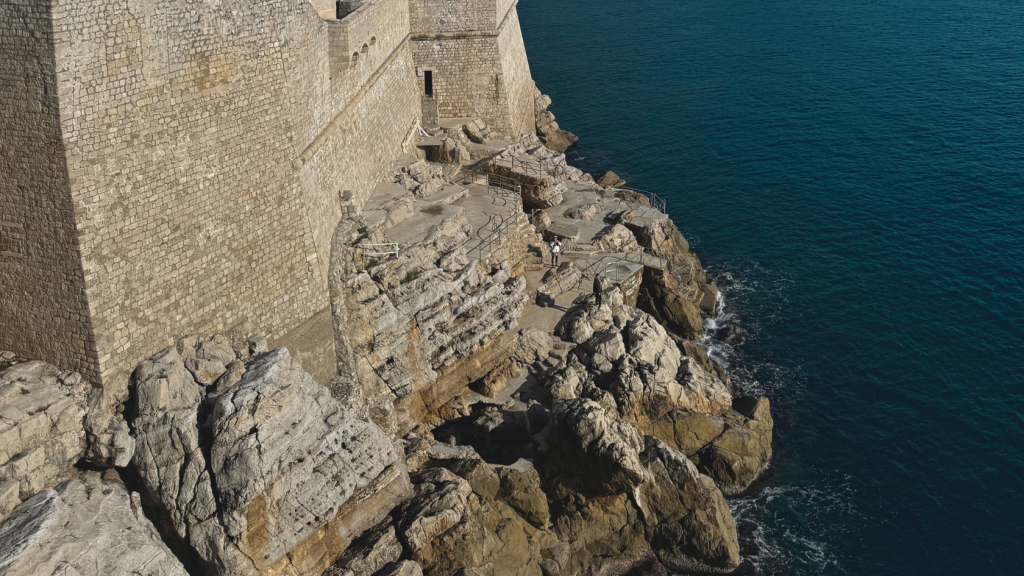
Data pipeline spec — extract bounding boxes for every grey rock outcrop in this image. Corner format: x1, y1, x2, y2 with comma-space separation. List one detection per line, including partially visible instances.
542, 400, 741, 573
637, 438, 740, 572
397, 467, 474, 560
595, 224, 640, 253
563, 202, 599, 220
0, 361, 88, 520
494, 459, 550, 528
396, 438, 553, 576
380, 560, 425, 576
637, 267, 705, 340
128, 345, 411, 576
0, 472, 189, 576
555, 296, 728, 420
537, 262, 582, 304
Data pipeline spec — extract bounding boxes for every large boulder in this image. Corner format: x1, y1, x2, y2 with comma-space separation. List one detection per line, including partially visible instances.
522, 179, 565, 210
595, 224, 640, 253
128, 345, 411, 576
537, 262, 582, 304
637, 438, 740, 573
675, 356, 734, 417
0, 361, 88, 520
637, 267, 705, 340
396, 468, 474, 562
0, 472, 189, 576
595, 171, 626, 188
399, 466, 550, 576
494, 459, 550, 528
547, 399, 647, 496
331, 213, 528, 435
693, 396, 773, 495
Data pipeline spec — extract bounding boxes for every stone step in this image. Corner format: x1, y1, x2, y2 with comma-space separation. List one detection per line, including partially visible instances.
548, 348, 570, 362
524, 264, 545, 272
542, 356, 563, 369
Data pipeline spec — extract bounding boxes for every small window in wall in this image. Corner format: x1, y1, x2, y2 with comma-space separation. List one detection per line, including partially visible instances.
370, 36, 377, 46
361, 43, 368, 53
424, 70, 433, 98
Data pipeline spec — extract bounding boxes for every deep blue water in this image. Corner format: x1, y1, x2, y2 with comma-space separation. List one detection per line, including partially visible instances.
517, 0, 1024, 573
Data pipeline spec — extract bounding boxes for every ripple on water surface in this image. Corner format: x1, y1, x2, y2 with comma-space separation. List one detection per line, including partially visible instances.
518, 0, 1024, 573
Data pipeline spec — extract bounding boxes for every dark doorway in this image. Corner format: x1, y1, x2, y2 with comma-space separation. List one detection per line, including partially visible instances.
424, 70, 433, 98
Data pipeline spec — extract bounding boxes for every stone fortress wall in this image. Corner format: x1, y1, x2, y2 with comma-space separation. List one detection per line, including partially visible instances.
410, 0, 535, 136
0, 0, 99, 384
0, 0, 537, 400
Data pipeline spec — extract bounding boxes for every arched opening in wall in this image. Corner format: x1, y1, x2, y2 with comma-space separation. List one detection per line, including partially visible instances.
351, 52, 360, 65
370, 36, 377, 46
361, 44, 369, 53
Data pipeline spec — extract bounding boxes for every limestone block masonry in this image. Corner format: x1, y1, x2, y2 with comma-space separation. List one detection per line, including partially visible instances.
0, 0, 538, 401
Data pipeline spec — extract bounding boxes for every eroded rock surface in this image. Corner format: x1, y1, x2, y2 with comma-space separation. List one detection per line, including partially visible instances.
128, 344, 411, 576
638, 438, 740, 572
0, 472, 189, 576
0, 361, 89, 520
330, 213, 528, 435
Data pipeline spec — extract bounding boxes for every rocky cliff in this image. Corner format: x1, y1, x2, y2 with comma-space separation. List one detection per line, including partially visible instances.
0, 97, 773, 576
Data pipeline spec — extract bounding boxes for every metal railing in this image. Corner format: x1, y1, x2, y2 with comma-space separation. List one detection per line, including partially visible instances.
571, 247, 648, 287
484, 172, 522, 200
470, 210, 516, 261
358, 242, 399, 268
614, 187, 667, 214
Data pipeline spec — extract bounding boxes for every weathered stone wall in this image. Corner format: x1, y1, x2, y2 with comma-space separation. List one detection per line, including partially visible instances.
495, 10, 536, 138
409, 0, 499, 34
298, 43, 421, 275
409, 0, 534, 138
0, 0, 99, 383
35, 0, 421, 399
1, 0, 536, 401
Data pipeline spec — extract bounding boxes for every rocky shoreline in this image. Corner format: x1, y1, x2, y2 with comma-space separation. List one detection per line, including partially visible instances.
0, 91, 773, 576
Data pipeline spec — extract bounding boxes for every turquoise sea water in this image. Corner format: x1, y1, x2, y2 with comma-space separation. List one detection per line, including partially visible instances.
517, 0, 1024, 573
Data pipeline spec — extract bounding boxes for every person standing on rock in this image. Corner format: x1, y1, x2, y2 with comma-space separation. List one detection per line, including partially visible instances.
593, 273, 603, 307
550, 238, 561, 267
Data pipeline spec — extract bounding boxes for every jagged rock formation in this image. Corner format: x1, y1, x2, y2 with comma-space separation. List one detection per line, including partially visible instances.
537, 262, 583, 306
637, 267, 705, 340
543, 400, 739, 573
534, 89, 579, 153
595, 171, 627, 188
0, 361, 88, 521
655, 396, 774, 496
0, 472, 189, 576
0, 115, 775, 576
127, 344, 411, 576
329, 212, 528, 435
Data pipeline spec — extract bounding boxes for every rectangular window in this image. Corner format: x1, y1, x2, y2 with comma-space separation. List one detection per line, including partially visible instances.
424, 70, 433, 98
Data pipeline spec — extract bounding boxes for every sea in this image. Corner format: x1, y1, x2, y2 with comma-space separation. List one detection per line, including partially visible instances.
516, 0, 1024, 573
